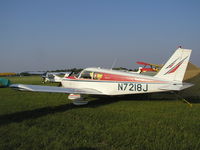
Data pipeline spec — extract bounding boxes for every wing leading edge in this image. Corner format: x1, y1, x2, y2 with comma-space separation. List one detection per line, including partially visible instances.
10, 84, 103, 95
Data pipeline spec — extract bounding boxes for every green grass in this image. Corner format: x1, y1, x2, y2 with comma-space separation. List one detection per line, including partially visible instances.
0, 76, 200, 150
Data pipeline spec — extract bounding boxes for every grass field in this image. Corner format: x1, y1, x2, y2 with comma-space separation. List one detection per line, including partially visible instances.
0, 76, 200, 150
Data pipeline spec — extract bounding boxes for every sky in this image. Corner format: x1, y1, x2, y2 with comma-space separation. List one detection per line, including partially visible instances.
0, 0, 200, 73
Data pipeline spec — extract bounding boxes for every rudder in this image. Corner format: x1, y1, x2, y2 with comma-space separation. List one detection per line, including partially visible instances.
155, 48, 192, 82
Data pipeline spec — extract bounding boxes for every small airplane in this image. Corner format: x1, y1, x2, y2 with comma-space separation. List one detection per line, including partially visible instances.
41, 72, 71, 83
10, 48, 193, 105
136, 61, 162, 73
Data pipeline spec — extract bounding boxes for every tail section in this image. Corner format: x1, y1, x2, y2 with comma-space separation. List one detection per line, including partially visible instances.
155, 48, 192, 82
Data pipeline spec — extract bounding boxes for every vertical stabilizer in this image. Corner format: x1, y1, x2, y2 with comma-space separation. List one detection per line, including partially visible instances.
155, 48, 192, 82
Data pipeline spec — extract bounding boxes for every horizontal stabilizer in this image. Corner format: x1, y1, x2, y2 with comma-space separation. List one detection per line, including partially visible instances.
10, 84, 103, 95
159, 83, 194, 91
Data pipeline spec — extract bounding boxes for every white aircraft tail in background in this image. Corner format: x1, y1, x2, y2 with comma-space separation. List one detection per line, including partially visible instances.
155, 48, 192, 82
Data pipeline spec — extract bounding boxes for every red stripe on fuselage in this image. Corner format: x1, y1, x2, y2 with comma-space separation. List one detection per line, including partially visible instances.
66, 73, 166, 83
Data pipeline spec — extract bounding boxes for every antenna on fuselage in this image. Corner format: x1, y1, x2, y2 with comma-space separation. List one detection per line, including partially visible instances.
110, 58, 118, 70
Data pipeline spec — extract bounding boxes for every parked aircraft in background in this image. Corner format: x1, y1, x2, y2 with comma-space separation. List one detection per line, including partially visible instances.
136, 61, 162, 73
10, 48, 193, 105
42, 72, 71, 83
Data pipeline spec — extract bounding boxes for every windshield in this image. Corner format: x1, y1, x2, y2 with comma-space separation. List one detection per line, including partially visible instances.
77, 70, 103, 80
75, 72, 81, 78
80, 71, 93, 79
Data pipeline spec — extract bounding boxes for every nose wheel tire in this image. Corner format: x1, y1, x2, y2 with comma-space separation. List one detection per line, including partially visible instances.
68, 94, 88, 106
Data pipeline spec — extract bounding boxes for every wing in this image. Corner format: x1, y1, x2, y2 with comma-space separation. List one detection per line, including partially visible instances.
137, 61, 162, 68
136, 61, 150, 66
149, 63, 163, 68
10, 84, 103, 95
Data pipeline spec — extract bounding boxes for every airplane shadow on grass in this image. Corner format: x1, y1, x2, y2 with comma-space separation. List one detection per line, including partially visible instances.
0, 93, 199, 127
0, 97, 118, 127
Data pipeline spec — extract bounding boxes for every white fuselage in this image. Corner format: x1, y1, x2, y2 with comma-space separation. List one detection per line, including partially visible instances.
61, 68, 173, 95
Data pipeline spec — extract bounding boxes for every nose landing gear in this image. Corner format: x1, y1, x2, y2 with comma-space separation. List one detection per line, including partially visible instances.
68, 94, 88, 106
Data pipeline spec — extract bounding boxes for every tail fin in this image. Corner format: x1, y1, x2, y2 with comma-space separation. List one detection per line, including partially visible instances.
155, 48, 192, 82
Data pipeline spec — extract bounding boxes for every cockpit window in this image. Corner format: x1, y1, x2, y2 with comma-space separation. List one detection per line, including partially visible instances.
79, 71, 93, 79
93, 72, 103, 80
77, 70, 104, 80
75, 72, 81, 78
